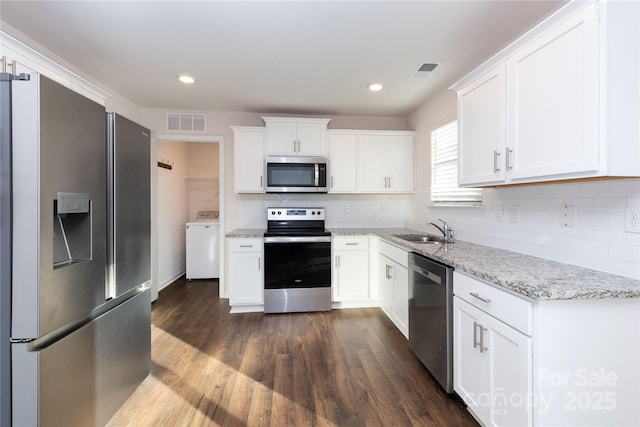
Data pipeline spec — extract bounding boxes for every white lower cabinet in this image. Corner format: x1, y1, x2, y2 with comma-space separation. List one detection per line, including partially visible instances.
454, 296, 532, 426
332, 237, 374, 307
377, 240, 408, 338
454, 271, 640, 426
228, 238, 263, 312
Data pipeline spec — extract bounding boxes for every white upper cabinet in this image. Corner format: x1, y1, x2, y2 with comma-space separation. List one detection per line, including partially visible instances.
509, 6, 598, 181
328, 132, 358, 193
263, 117, 330, 156
458, 64, 507, 186
357, 132, 414, 193
453, 1, 639, 187
231, 126, 265, 193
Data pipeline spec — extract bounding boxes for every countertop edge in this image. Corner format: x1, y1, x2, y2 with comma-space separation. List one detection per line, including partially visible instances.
225, 227, 640, 301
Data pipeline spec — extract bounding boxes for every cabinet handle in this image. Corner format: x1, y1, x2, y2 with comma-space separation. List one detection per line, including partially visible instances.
260, 175, 263, 188
388, 177, 391, 188
470, 292, 491, 303
386, 264, 392, 279
239, 245, 253, 248
331, 176, 334, 188
258, 257, 261, 271
473, 321, 480, 349
479, 324, 488, 353
293, 140, 297, 153
506, 147, 513, 170
336, 254, 340, 268
493, 150, 501, 173
473, 321, 488, 353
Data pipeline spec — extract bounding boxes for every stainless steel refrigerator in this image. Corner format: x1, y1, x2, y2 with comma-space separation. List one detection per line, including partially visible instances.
1, 72, 151, 426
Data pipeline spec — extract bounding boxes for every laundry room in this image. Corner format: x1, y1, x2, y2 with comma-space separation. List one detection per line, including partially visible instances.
156, 140, 220, 291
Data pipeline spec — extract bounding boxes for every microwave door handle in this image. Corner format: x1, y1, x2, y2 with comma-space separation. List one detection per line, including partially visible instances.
314, 163, 319, 187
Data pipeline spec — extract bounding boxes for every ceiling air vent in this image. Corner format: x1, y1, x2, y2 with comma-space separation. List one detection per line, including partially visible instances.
410, 63, 439, 80
167, 113, 206, 132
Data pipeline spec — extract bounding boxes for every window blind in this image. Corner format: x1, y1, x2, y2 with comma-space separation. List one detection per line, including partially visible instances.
431, 121, 482, 203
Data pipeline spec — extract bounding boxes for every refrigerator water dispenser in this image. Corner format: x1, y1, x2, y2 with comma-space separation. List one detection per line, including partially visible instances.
53, 192, 92, 268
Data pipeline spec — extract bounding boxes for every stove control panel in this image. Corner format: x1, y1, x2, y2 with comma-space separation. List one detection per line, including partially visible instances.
267, 207, 325, 221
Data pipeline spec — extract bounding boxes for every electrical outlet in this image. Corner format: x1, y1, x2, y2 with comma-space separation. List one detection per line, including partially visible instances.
344, 202, 351, 213
495, 204, 504, 222
624, 206, 640, 233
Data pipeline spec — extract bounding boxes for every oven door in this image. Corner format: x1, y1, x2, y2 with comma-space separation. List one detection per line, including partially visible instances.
263, 236, 331, 313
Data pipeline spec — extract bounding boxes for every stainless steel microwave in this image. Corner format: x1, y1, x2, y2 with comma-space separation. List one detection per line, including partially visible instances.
265, 156, 328, 193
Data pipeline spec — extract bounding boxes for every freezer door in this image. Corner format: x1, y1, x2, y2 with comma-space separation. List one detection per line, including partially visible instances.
12, 289, 151, 427
11, 74, 107, 339
107, 113, 151, 298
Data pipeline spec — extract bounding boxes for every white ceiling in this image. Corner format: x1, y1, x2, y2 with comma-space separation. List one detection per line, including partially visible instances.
0, 1, 566, 116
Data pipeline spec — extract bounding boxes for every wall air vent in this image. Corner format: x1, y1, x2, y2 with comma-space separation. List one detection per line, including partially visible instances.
410, 63, 439, 80
167, 113, 207, 132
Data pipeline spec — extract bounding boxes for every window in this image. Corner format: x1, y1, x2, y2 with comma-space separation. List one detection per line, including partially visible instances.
431, 121, 482, 204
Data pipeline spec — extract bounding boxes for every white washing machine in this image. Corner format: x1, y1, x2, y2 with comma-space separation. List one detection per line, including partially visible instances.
186, 210, 220, 279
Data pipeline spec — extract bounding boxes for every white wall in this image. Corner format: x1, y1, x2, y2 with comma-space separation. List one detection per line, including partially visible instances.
407, 89, 640, 280
156, 141, 190, 290
186, 142, 219, 221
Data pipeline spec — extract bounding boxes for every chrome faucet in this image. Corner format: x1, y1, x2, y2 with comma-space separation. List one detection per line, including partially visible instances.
429, 219, 454, 241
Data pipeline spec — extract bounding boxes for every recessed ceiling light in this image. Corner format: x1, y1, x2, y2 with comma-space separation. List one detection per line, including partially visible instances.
368, 83, 383, 92
178, 74, 195, 84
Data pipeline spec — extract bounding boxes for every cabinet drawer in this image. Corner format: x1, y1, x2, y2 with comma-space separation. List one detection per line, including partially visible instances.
453, 271, 532, 336
378, 239, 408, 268
229, 238, 263, 252
333, 236, 369, 251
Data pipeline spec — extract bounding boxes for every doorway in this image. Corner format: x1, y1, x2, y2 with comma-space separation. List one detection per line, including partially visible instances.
151, 135, 225, 301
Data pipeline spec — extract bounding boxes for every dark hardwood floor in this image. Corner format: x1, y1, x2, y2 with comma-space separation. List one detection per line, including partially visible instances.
107, 278, 478, 426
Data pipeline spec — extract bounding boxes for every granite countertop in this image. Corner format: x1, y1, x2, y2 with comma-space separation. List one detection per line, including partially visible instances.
226, 227, 640, 301
226, 228, 265, 238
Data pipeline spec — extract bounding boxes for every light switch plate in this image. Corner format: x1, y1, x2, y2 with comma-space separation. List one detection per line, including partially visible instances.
509, 205, 519, 223
624, 206, 640, 233
495, 204, 504, 222
561, 205, 575, 227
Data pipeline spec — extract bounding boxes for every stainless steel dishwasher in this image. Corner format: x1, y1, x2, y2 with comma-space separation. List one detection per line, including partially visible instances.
408, 252, 454, 393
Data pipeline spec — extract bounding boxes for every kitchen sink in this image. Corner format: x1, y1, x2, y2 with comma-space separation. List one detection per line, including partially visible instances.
391, 233, 451, 244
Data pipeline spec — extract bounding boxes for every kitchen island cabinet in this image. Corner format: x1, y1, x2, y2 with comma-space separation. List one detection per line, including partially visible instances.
228, 237, 263, 313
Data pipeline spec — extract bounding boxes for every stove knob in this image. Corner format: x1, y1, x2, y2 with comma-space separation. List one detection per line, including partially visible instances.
271, 211, 275, 215
311, 211, 316, 215
277, 211, 282, 215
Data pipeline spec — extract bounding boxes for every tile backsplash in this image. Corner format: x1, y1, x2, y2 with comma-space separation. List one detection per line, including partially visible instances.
238, 193, 411, 229
237, 179, 640, 280
407, 179, 640, 280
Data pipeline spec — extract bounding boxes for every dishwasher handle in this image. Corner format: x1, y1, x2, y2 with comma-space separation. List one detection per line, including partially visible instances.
413, 266, 443, 285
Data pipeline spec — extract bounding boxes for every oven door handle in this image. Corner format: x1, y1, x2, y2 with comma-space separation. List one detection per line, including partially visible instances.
314, 163, 319, 187
264, 236, 332, 243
